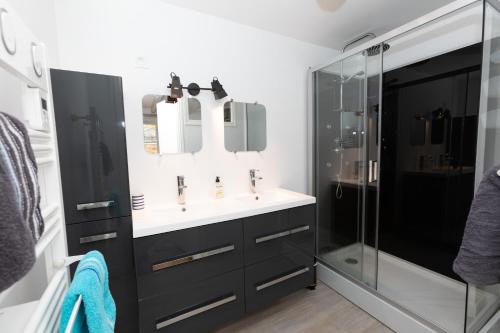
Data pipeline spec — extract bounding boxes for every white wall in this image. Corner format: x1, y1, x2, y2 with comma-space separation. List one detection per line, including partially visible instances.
8, 0, 60, 67
52, 0, 337, 206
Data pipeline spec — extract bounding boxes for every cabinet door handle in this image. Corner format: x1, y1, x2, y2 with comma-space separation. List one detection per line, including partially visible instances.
256, 267, 310, 292
79, 232, 117, 244
152, 244, 235, 272
76, 200, 115, 211
255, 225, 310, 244
156, 294, 237, 330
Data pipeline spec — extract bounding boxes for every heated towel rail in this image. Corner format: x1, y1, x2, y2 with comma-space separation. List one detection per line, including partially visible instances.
0, 1, 68, 333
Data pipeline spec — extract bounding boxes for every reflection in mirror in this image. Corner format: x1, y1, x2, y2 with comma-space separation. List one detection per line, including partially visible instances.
223, 101, 267, 152
142, 95, 202, 154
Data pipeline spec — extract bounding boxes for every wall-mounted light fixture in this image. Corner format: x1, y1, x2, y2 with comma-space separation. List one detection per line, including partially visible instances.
167, 73, 228, 102
211, 77, 227, 100
169, 72, 183, 99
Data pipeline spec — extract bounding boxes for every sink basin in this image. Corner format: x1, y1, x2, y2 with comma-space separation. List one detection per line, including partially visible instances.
235, 189, 296, 204
148, 201, 220, 219
133, 188, 316, 237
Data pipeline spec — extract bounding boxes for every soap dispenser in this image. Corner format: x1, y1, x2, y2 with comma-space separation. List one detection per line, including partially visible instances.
215, 176, 224, 199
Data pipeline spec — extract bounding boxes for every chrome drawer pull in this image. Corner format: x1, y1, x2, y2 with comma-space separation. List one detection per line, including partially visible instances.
255, 225, 310, 244
156, 294, 237, 330
152, 244, 235, 272
76, 200, 115, 211
290, 225, 310, 234
79, 232, 117, 244
256, 267, 310, 292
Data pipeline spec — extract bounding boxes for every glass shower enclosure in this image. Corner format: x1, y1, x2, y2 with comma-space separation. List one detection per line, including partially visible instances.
313, 1, 500, 332
315, 48, 381, 289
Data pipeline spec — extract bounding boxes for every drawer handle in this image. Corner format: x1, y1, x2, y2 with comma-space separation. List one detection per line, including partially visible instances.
156, 294, 237, 330
256, 267, 310, 292
79, 232, 117, 244
76, 200, 115, 211
151, 244, 235, 272
255, 225, 310, 244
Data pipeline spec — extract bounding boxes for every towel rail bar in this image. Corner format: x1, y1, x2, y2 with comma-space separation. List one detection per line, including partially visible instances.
35, 156, 55, 165
23, 269, 68, 333
27, 129, 51, 140
64, 295, 82, 333
31, 144, 52, 152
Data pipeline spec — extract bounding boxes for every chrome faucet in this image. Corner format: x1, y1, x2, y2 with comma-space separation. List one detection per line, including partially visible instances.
177, 175, 188, 205
249, 169, 263, 193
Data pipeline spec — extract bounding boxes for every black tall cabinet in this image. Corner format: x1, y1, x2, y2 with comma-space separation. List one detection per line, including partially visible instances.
51, 69, 138, 332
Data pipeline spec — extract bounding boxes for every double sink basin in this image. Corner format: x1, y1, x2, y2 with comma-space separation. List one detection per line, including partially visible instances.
132, 188, 316, 238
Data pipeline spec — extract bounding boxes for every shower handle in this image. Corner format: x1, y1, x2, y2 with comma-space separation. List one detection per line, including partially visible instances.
368, 160, 378, 183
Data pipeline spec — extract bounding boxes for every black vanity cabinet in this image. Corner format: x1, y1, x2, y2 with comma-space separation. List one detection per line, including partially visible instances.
134, 204, 315, 333
51, 69, 138, 333
51, 69, 131, 225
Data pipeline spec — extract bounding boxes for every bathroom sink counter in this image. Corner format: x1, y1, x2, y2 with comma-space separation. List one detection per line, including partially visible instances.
132, 188, 316, 238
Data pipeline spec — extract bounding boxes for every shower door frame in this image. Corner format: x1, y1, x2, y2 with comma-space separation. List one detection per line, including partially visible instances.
308, 0, 483, 332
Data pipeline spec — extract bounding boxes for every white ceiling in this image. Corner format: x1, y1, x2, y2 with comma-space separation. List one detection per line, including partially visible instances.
160, 0, 454, 50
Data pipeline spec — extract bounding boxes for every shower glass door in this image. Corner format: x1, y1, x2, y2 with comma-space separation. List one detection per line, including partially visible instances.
466, 0, 500, 331
315, 47, 382, 288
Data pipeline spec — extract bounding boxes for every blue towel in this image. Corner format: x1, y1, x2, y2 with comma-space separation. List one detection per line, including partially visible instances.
60, 251, 116, 333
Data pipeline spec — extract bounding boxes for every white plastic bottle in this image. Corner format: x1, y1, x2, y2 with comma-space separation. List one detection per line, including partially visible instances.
215, 176, 224, 199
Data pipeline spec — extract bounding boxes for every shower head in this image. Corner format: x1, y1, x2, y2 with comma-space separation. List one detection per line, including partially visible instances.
366, 43, 390, 56
342, 71, 365, 83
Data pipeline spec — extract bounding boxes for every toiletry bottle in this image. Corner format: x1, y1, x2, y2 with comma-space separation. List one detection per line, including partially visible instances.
215, 176, 224, 199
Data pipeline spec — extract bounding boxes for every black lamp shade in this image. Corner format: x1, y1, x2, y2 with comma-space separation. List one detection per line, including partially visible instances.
211, 77, 227, 100
169, 72, 183, 99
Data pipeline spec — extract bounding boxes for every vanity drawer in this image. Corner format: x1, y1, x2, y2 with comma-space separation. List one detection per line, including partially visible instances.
244, 206, 315, 265
243, 210, 288, 265
138, 269, 245, 333
134, 220, 244, 299
245, 250, 314, 313
66, 216, 135, 276
287, 205, 316, 256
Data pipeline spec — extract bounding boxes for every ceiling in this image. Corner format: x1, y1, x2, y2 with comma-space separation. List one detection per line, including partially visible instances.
160, 0, 454, 50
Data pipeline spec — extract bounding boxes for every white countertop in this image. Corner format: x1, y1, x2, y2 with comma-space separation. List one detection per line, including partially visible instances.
132, 188, 316, 238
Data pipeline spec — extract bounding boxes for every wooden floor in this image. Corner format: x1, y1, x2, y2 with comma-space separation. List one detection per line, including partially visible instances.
213, 282, 393, 333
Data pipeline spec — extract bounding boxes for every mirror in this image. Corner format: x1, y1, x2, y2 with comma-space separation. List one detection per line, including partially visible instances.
223, 101, 267, 152
142, 95, 203, 154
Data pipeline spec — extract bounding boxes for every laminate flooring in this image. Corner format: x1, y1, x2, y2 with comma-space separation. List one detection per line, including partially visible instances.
213, 282, 393, 333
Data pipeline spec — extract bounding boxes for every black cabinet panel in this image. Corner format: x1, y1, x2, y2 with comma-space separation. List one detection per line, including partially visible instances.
287, 205, 316, 256
51, 69, 131, 224
134, 221, 244, 300
66, 216, 135, 276
244, 206, 315, 265
138, 269, 245, 333
111, 273, 139, 333
243, 210, 288, 265
245, 250, 314, 313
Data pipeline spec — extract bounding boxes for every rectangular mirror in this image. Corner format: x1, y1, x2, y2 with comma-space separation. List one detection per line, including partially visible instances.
142, 95, 203, 154
223, 101, 267, 152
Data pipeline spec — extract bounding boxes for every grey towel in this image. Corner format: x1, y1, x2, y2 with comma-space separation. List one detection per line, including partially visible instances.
0, 112, 43, 292
453, 165, 500, 285
0, 112, 44, 240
